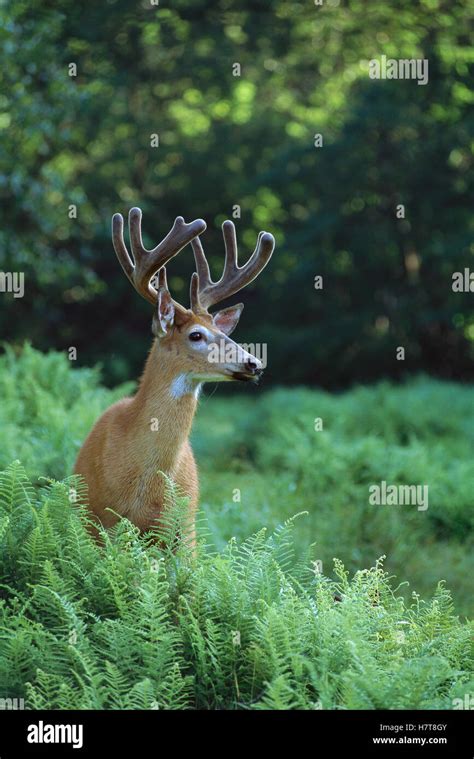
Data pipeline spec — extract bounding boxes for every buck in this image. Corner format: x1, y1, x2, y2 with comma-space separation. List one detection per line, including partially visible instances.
74, 207, 275, 545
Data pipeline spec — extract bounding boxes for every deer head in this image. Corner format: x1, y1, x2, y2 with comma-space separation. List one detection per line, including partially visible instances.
112, 207, 275, 390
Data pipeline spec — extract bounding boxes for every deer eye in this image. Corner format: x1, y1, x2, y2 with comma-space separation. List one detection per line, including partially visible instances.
189, 331, 204, 342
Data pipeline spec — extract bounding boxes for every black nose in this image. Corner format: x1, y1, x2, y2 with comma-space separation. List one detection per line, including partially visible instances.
245, 359, 260, 374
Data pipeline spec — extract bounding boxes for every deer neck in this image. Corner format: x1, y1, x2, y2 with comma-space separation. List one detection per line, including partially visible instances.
129, 339, 200, 474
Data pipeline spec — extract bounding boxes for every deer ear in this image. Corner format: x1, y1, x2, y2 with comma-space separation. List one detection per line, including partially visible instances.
213, 303, 244, 336
152, 287, 175, 337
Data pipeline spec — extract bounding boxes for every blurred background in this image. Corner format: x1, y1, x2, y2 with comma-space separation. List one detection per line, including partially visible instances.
1, 0, 473, 387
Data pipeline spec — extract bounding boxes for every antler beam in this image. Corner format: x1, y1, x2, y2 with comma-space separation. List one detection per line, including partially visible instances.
112, 207, 206, 305
190, 220, 275, 312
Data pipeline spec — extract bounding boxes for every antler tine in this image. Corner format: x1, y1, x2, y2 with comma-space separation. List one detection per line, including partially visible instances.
222, 219, 238, 273
112, 212, 135, 284
191, 235, 211, 286
154, 266, 168, 291
190, 271, 200, 311
112, 207, 206, 305
190, 236, 211, 311
191, 220, 275, 312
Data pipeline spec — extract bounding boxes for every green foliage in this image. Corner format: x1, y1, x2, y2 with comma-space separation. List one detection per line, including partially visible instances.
0, 344, 472, 618
0, 461, 471, 710
0, 345, 472, 709
0, 343, 133, 482
196, 379, 474, 617
1, 0, 473, 385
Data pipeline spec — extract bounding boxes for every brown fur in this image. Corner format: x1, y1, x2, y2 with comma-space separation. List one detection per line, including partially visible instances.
74, 309, 257, 546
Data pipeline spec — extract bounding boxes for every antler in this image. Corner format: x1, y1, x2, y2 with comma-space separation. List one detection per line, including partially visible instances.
190, 220, 275, 312
112, 207, 207, 305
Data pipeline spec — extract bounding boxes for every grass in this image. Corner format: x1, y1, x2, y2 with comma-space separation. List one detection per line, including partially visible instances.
0, 343, 472, 709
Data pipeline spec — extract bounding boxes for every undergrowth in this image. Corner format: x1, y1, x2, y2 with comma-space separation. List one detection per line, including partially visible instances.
0, 460, 472, 710
0, 344, 472, 709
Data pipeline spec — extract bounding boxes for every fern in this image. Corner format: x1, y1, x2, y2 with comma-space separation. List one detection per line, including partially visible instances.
0, 347, 472, 709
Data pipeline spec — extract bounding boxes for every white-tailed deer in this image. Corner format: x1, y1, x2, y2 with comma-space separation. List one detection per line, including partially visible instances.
74, 207, 275, 545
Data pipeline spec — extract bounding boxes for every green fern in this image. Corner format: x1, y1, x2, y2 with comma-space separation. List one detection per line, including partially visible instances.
0, 346, 472, 709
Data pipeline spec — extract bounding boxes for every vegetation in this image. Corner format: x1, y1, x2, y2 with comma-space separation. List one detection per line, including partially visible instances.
0, 346, 471, 709
1, 0, 472, 714
1, 0, 473, 386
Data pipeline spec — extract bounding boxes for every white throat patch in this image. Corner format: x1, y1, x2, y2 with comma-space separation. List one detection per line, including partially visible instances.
169, 373, 202, 400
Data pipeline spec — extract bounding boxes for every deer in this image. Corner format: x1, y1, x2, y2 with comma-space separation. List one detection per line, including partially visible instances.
74, 207, 275, 548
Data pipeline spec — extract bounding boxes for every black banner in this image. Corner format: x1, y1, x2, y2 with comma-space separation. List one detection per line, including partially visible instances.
0, 709, 470, 757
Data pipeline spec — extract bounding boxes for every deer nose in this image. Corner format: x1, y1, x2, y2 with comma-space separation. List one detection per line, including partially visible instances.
245, 358, 262, 375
